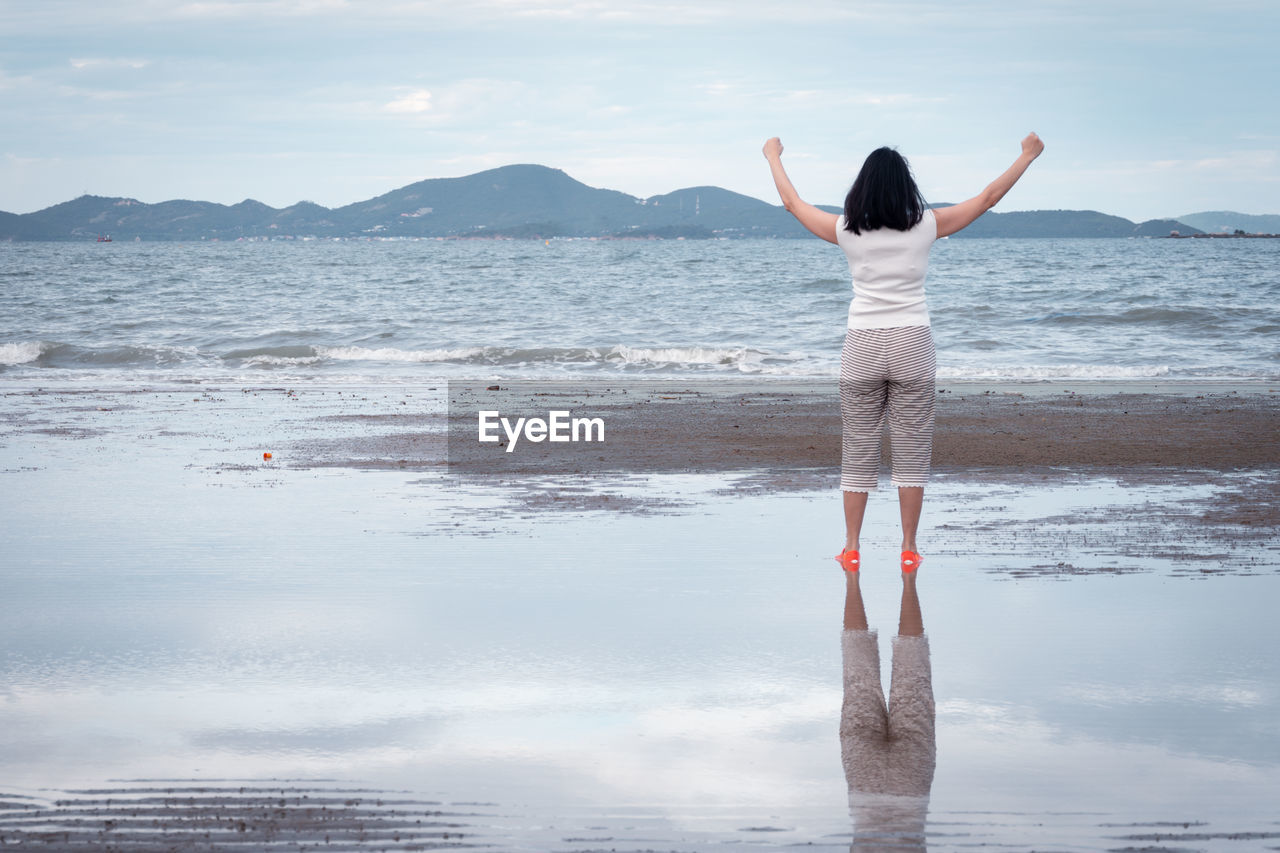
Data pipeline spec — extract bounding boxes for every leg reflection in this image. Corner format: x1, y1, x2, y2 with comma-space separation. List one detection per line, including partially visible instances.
840, 571, 936, 851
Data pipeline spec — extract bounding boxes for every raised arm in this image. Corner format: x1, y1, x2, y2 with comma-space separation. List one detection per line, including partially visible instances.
933, 133, 1045, 239
763, 137, 839, 244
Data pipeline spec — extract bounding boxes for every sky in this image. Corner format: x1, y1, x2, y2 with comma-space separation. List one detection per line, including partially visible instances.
1, 0, 1277, 220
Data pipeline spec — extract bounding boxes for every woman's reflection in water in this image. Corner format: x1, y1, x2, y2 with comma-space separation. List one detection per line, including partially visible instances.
840, 565, 935, 851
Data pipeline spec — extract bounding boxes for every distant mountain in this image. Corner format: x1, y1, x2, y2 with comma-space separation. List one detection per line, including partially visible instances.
1131, 218, 1201, 237
1176, 211, 1280, 234
634, 185, 823, 237
0, 163, 1243, 241
937, 207, 1202, 238
334, 165, 641, 237
0, 166, 818, 241
0, 209, 43, 240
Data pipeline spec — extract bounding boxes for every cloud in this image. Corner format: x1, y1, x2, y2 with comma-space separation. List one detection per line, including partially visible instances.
173, 0, 351, 18
70, 58, 150, 70
55, 85, 146, 101
0, 67, 35, 89
476, 0, 638, 20
848, 92, 940, 106
0, 0, 899, 28
1086, 149, 1278, 178
420, 78, 536, 123
780, 89, 941, 106
697, 82, 734, 97
383, 88, 432, 114
4, 152, 63, 168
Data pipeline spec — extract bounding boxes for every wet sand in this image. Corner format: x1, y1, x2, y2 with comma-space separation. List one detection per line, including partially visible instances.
273, 381, 1280, 528
7, 381, 1273, 478
274, 380, 1279, 476
5, 380, 1276, 535
0, 785, 479, 851
3, 783, 1278, 851
207, 381, 1274, 565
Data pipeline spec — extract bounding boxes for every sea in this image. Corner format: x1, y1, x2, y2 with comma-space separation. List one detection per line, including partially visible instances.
2, 235, 1278, 385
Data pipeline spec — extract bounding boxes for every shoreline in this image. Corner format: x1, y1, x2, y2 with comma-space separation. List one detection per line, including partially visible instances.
4, 380, 1276, 534
6, 378, 1275, 478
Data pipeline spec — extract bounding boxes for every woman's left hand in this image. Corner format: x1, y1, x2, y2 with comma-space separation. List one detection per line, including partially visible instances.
762, 137, 784, 160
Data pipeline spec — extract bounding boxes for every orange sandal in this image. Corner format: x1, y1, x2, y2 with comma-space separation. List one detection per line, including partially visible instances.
835, 548, 861, 572
900, 550, 923, 573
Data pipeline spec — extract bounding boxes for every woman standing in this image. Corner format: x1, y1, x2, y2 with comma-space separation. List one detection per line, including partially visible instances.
763, 133, 1044, 572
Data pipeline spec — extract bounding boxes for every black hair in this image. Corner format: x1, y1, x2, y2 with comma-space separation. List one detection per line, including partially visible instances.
842, 146, 927, 234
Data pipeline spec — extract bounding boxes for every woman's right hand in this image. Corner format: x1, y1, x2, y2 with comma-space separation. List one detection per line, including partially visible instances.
763, 137, 784, 160
1021, 132, 1044, 160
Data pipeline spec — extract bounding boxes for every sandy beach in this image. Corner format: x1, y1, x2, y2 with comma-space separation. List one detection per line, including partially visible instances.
237, 379, 1278, 479
440, 378, 1280, 472
254, 380, 1279, 538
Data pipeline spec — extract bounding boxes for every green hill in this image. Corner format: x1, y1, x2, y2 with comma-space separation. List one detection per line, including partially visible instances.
634, 186, 812, 237
949, 209, 1201, 238
333, 164, 647, 237
0, 165, 1248, 240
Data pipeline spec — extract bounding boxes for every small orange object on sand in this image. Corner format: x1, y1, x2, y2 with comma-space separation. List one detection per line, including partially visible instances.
263, 452, 273, 460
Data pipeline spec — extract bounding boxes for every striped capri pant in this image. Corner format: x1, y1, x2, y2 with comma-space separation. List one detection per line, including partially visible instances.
839, 325, 936, 492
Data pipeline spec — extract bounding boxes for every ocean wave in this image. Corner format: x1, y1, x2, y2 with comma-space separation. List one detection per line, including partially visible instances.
937, 363, 1174, 380
797, 277, 847, 291
1, 341, 201, 367
11, 341, 789, 372
70, 344, 202, 366
0, 341, 51, 365
604, 345, 772, 370
223, 345, 319, 361
223, 344, 488, 366
216, 343, 795, 373
1182, 365, 1280, 378
1029, 306, 1226, 327
242, 354, 326, 366
7, 338, 1273, 382
316, 345, 489, 362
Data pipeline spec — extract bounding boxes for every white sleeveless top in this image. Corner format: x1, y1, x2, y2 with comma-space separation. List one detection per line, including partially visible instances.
835, 208, 937, 329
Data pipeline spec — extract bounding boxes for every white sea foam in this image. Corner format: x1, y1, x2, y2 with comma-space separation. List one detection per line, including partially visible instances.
937, 363, 1174, 380
235, 345, 488, 366
244, 354, 326, 366
0, 341, 49, 365
314, 345, 488, 362
605, 345, 768, 370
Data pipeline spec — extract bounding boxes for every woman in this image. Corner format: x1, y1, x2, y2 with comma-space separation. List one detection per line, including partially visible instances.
763, 133, 1044, 572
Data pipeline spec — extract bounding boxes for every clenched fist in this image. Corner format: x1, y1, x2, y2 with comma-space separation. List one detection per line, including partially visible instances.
1021, 132, 1045, 160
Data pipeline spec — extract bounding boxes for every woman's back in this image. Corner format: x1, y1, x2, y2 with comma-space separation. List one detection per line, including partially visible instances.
836, 208, 937, 329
